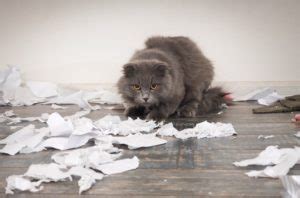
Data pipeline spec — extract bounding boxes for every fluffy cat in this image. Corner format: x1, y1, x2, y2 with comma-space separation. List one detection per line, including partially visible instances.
117, 36, 226, 121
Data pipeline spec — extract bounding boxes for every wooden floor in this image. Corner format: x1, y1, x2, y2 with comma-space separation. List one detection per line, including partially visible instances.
0, 102, 299, 197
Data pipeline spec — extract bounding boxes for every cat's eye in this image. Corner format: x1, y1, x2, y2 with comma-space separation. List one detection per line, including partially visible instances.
132, 84, 141, 91
150, 84, 158, 90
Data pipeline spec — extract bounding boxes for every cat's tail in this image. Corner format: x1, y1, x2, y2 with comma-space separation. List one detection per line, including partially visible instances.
198, 87, 231, 114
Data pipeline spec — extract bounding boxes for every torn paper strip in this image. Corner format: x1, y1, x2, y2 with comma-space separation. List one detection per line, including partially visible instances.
257, 92, 284, 106
5, 175, 44, 194
88, 89, 123, 105
96, 156, 139, 175
234, 146, 300, 178
26, 81, 58, 98
258, 135, 274, 140
24, 163, 71, 182
157, 123, 179, 137
3, 110, 15, 117
51, 145, 121, 168
95, 116, 158, 136
7, 113, 49, 125
280, 175, 300, 198
10, 87, 45, 106
233, 88, 275, 101
47, 112, 73, 137
0, 126, 49, 155
68, 166, 103, 194
0, 66, 21, 103
51, 104, 67, 110
0, 124, 35, 144
112, 133, 167, 149
46, 91, 92, 109
156, 121, 236, 140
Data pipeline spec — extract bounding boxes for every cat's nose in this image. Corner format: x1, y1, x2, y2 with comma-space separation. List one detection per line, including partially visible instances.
143, 97, 149, 102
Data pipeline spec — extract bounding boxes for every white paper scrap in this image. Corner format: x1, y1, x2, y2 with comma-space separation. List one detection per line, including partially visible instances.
96, 156, 139, 175
258, 135, 274, 140
112, 133, 167, 149
234, 88, 275, 101
0, 66, 21, 103
234, 146, 300, 178
88, 89, 123, 105
157, 123, 179, 137
46, 91, 92, 109
0, 127, 49, 155
0, 124, 35, 144
3, 110, 15, 117
11, 87, 45, 106
68, 166, 103, 194
26, 81, 58, 98
47, 112, 73, 137
5, 175, 43, 194
280, 175, 300, 198
258, 92, 284, 106
94, 115, 122, 132
52, 146, 121, 168
295, 132, 300, 138
175, 121, 236, 140
24, 163, 71, 182
72, 117, 95, 135
51, 104, 67, 110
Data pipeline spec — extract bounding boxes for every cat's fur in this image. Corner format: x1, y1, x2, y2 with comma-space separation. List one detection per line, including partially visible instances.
117, 36, 226, 120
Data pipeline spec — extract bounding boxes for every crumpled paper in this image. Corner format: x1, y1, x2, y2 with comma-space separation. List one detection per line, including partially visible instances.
233, 87, 284, 106
280, 175, 300, 198
157, 121, 236, 140
234, 145, 300, 178
0, 66, 123, 108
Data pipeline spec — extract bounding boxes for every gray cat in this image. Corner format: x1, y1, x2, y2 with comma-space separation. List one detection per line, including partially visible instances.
117, 36, 226, 121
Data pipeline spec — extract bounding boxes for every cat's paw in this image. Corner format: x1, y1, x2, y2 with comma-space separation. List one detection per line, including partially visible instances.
177, 105, 197, 118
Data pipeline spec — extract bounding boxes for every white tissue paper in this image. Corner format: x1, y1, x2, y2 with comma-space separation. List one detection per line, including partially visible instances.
68, 166, 104, 194
233, 87, 284, 106
234, 146, 300, 178
26, 81, 58, 98
24, 163, 72, 181
51, 145, 121, 168
257, 135, 274, 140
112, 133, 167, 149
0, 66, 22, 103
96, 156, 139, 175
157, 121, 236, 140
0, 125, 49, 155
280, 175, 300, 198
157, 123, 179, 137
51, 104, 67, 110
47, 112, 74, 137
5, 175, 44, 194
257, 92, 284, 106
94, 116, 159, 136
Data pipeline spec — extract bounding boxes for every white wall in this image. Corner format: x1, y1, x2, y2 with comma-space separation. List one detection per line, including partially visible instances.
0, 0, 299, 84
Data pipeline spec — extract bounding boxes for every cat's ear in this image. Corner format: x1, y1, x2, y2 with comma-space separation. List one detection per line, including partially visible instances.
154, 63, 169, 77
123, 63, 136, 78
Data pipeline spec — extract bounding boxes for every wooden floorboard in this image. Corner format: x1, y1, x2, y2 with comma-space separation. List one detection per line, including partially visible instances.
0, 102, 299, 197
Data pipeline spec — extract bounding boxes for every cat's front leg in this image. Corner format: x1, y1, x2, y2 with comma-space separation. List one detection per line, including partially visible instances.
177, 100, 199, 117
146, 103, 176, 121
125, 106, 147, 119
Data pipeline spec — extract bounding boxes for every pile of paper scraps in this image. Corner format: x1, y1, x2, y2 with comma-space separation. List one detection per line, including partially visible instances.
0, 66, 123, 109
0, 109, 237, 194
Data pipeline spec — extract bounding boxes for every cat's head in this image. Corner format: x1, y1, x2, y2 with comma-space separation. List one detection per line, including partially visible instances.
117, 60, 173, 107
